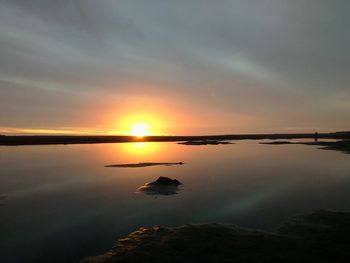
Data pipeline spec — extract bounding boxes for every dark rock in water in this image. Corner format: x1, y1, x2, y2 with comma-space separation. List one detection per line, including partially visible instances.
105, 162, 184, 168
137, 177, 182, 196
178, 140, 232, 146
81, 210, 350, 263
148, 176, 181, 186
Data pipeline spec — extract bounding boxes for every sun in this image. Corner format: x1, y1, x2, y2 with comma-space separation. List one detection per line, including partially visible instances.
130, 123, 150, 137
114, 113, 164, 136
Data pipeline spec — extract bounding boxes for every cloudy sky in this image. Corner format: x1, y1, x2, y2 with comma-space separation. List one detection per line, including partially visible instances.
1, 0, 349, 135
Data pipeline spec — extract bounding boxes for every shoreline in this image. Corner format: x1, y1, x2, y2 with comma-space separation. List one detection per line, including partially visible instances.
81, 210, 350, 263
1, 132, 349, 146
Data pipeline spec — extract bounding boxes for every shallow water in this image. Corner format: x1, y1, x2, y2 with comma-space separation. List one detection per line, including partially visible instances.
1, 140, 350, 262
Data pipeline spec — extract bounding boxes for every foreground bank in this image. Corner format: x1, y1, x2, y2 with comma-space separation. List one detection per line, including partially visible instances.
81, 210, 350, 263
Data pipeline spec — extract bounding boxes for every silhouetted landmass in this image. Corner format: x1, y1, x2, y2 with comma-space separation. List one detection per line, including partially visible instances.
81, 210, 350, 263
105, 162, 184, 168
1, 132, 350, 146
302, 140, 350, 154
178, 140, 232, 145
333, 131, 350, 136
137, 177, 182, 196
262, 140, 350, 154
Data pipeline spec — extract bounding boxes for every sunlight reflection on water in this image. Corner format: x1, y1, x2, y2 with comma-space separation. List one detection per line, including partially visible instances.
1, 140, 350, 262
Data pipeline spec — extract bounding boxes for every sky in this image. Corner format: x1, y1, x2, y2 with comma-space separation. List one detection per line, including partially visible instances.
0, 0, 349, 135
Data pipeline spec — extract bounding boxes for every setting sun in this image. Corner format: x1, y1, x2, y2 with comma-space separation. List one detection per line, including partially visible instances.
130, 123, 150, 137
114, 112, 166, 136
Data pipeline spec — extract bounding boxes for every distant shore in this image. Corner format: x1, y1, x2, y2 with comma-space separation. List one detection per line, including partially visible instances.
0, 132, 349, 146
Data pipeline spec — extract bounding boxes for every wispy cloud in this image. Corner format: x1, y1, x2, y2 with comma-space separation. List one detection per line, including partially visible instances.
0, 127, 113, 135
1, 0, 349, 133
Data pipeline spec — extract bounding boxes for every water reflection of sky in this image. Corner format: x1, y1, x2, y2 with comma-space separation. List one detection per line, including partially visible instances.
1, 141, 350, 262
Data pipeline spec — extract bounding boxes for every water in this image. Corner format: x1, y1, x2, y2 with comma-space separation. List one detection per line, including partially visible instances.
1, 141, 350, 262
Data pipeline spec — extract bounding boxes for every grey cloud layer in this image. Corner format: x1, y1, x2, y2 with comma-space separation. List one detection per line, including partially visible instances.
1, 0, 349, 132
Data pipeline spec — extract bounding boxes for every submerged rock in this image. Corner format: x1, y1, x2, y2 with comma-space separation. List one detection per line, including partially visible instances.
81, 210, 350, 263
137, 177, 182, 196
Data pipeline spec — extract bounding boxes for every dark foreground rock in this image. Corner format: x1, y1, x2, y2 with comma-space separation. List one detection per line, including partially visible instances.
81, 210, 350, 263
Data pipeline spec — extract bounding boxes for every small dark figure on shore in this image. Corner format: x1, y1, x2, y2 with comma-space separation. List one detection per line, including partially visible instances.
314, 132, 318, 142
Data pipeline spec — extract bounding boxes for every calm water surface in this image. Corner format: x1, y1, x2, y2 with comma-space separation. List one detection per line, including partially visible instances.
1, 141, 350, 262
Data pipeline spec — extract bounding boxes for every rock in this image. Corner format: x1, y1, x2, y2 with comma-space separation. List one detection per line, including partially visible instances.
137, 177, 182, 196
148, 177, 181, 186
81, 210, 350, 263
